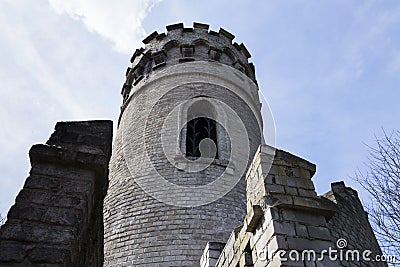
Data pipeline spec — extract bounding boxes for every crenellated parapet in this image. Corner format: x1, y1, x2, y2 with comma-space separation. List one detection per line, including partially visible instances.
121, 22, 257, 103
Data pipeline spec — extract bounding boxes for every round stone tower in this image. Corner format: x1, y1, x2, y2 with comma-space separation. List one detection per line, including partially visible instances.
104, 22, 263, 266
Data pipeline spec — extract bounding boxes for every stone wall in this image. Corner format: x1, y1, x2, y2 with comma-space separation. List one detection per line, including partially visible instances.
324, 182, 385, 266
0, 120, 112, 267
205, 145, 386, 267
200, 242, 226, 267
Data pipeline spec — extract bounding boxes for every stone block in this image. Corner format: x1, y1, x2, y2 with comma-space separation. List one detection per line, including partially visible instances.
307, 226, 331, 240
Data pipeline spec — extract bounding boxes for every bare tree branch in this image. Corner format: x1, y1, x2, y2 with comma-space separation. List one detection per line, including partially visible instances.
353, 130, 400, 264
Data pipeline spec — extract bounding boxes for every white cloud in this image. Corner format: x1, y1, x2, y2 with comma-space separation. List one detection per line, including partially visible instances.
48, 0, 161, 54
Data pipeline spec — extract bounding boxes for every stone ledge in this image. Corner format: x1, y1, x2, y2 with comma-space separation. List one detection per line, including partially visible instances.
260, 192, 336, 220
29, 144, 109, 174
273, 149, 316, 177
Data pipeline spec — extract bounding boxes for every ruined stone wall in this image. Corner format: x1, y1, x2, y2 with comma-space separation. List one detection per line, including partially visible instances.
0, 120, 112, 267
211, 147, 337, 267
205, 146, 386, 267
324, 182, 385, 266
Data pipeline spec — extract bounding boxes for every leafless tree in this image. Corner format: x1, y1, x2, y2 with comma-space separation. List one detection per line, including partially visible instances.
353, 130, 400, 263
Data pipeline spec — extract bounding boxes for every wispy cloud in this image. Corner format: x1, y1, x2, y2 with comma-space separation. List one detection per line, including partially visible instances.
0, 0, 138, 215
48, 0, 162, 54
0, 12, 91, 118
323, 2, 400, 87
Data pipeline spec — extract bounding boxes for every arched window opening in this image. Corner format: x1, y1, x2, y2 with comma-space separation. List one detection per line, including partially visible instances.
184, 99, 218, 159
186, 117, 218, 159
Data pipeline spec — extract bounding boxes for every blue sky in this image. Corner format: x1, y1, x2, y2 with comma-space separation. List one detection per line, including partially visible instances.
1, 0, 399, 217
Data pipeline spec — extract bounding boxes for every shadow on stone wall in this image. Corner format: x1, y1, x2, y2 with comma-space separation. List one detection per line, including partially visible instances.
0, 120, 112, 267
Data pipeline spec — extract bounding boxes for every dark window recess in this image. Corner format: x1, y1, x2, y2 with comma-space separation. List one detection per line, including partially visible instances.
182, 47, 193, 57
180, 46, 195, 62
153, 51, 167, 69
186, 117, 218, 159
243, 243, 254, 266
234, 61, 246, 73
209, 48, 221, 61
132, 65, 144, 85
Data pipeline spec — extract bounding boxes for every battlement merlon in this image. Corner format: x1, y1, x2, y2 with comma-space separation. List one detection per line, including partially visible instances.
121, 22, 257, 101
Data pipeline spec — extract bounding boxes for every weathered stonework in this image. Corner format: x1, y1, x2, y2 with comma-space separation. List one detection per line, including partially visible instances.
121, 22, 256, 107
324, 182, 385, 267
204, 146, 387, 267
0, 120, 113, 267
104, 23, 263, 266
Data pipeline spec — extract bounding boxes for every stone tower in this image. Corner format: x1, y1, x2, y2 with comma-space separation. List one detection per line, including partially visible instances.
103, 22, 264, 266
